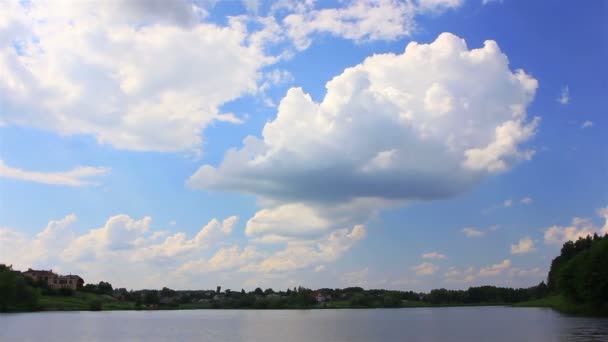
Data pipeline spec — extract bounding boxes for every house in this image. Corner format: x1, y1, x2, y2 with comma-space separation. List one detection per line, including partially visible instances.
22, 268, 56, 283
312, 291, 330, 303
49, 275, 84, 290
22, 268, 84, 290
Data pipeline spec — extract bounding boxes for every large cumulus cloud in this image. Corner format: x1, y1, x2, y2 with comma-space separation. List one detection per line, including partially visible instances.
189, 33, 539, 226
0, 0, 270, 153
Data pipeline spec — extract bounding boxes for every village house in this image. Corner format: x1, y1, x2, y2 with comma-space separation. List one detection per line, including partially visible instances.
22, 268, 84, 290
312, 291, 331, 303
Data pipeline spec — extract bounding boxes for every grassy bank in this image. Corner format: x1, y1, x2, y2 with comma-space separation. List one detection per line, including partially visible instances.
39, 292, 134, 311
513, 295, 608, 316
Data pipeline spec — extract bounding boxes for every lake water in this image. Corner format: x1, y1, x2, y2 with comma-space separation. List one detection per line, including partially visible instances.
1, 307, 608, 341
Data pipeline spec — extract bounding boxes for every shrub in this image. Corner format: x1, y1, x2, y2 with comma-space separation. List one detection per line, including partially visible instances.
88, 299, 103, 311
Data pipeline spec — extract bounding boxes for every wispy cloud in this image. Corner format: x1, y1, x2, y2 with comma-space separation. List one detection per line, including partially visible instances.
520, 197, 533, 205
412, 262, 439, 275
0, 160, 109, 186
462, 227, 485, 238
422, 252, 446, 260
581, 121, 593, 129
484, 197, 533, 213
558, 86, 570, 105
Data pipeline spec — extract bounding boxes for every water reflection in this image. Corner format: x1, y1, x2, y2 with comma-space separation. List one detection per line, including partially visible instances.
1, 307, 607, 341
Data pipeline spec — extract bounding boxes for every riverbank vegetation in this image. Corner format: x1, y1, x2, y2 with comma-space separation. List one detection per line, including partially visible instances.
0, 266, 548, 312
1, 234, 605, 315
516, 233, 608, 316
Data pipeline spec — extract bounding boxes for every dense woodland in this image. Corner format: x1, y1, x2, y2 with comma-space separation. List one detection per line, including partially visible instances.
1, 233, 606, 315
546, 233, 608, 314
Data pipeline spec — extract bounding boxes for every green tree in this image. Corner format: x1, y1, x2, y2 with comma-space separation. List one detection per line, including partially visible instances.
143, 291, 160, 305
97, 281, 113, 294
0, 265, 39, 312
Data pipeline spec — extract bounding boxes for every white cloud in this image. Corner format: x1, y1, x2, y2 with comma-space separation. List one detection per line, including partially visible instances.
131, 216, 237, 262
510, 237, 536, 254
558, 86, 570, 105
245, 203, 332, 237
241, 0, 261, 13
314, 265, 326, 272
0, 1, 272, 153
62, 215, 152, 262
283, 0, 417, 50
280, 0, 465, 51
581, 121, 593, 129
0, 214, 251, 289
412, 262, 439, 275
444, 266, 476, 283
417, 0, 463, 13
462, 227, 485, 237
221, 216, 239, 235
520, 197, 533, 205
479, 259, 511, 276
0, 214, 77, 270
422, 252, 446, 259
503, 199, 513, 207
245, 224, 367, 273
176, 245, 265, 274
445, 261, 543, 286
0, 160, 108, 186
544, 207, 608, 245
482, 0, 503, 4
189, 33, 539, 237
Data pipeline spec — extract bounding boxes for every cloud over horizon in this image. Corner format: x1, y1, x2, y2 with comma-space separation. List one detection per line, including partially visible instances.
189, 33, 539, 244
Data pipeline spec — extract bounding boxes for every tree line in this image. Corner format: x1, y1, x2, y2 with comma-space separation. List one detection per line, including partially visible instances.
1, 233, 605, 313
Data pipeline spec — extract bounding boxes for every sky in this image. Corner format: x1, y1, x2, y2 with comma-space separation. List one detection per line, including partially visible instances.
0, 0, 606, 292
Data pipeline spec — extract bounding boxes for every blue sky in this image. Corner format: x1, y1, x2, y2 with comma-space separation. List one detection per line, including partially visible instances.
0, 0, 606, 291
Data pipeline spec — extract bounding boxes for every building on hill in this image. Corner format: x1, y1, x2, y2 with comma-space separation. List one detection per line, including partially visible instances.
22, 268, 84, 290
22, 268, 56, 283
50, 275, 84, 290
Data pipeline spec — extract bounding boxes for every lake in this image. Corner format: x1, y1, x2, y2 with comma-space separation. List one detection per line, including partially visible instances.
1, 307, 608, 341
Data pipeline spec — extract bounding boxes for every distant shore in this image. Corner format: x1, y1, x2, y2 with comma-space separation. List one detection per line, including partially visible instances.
10, 292, 522, 313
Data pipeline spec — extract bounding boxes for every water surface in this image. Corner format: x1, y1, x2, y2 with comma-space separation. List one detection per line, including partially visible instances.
2, 307, 608, 341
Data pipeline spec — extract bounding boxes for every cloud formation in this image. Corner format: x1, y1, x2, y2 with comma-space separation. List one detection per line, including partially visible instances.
189, 33, 539, 240
0, 1, 270, 153
246, 225, 367, 273
510, 237, 536, 254
283, 0, 416, 50
462, 227, 485, 237
544, 207, 608, 245
520, 197, 533, 205
444, 261, 543, 285
0, 160, 108, 186
422, 252, 446, 259
412, 262, 439, 275
0, 214, 366, 288
558, 86, 570, 105
281, 0, 464, 51
478, 259, 511, 276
